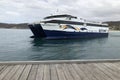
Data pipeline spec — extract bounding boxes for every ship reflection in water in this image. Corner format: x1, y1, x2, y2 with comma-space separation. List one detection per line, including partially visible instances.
29, 37, 109, 60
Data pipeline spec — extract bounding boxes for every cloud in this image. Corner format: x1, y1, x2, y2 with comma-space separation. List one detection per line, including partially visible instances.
0, 0, 120, 23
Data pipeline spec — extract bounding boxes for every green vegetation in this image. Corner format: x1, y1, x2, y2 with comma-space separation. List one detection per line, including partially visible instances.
0, 23, 28, 29
105, 21, 120, 30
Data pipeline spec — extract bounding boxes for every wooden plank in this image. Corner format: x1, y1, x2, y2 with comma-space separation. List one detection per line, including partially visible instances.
94, 63, 120, 80
86, 63, 112, 80
10, 65, 26, 80
113, 62, 120, 70
0, 65, 13, 80
62, 64, 74, 80
50, 64, 58, 80
55, 64, 66, 80
67, 64, 81, 80
107, 62, 120, 70
19, 64, 32, 80
27, 65, 38, 80
112, 62, 120, 67
0, 65, 5, 71
0, 65, 6, 73
103, 63, 120, 74
2, 65, 20, 80
43, 64, 50, 80
102, 63, 120, 78
72, 63, 90, 80
1, 60, 120, 80
36, 64, 44, 80
74, 64, 96, 80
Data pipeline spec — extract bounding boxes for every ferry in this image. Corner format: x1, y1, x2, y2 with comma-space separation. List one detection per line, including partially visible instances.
28, 14, 109, 39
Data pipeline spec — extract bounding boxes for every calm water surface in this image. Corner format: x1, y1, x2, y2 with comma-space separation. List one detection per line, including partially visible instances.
0, 29, 120, 61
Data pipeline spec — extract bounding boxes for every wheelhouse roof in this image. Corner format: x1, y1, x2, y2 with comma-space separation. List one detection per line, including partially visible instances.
44, 14, 77, 19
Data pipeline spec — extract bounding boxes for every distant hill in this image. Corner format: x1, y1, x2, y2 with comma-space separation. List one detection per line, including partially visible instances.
0, 23, 28, 29
105, 21, 120, 30
0, 21, 120, 30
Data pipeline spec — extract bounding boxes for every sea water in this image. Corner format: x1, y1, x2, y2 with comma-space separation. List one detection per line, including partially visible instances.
0, 29, 120, 61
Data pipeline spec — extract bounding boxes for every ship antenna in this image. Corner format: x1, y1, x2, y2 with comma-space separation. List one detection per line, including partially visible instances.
55, 9, 59, 14
57, 9, 59, 13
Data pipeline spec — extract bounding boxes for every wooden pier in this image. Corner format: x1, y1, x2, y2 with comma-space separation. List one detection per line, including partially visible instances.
0, 59, 120, 80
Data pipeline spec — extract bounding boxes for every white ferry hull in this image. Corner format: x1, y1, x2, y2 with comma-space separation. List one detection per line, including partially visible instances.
29, 24, 109, 39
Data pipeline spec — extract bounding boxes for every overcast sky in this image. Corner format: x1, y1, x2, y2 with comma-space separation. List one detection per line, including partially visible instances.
0, 0, 120, 23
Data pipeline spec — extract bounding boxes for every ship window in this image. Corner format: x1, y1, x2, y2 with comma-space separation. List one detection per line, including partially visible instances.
44, 20, 108, 27
99, 29, 106, 32
81, 28, 87, 30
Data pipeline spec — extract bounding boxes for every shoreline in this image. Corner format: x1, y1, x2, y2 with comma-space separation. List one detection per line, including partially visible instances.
109, 29, 120, 31
0, 27, 29, 29
0, 27, 119, 30
0, 28, 120, 31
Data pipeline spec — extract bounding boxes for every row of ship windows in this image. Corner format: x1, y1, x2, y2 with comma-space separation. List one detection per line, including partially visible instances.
44, 20, 108, 27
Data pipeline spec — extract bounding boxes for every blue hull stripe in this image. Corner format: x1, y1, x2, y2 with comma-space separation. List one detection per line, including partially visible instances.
44, 30, 108, 39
